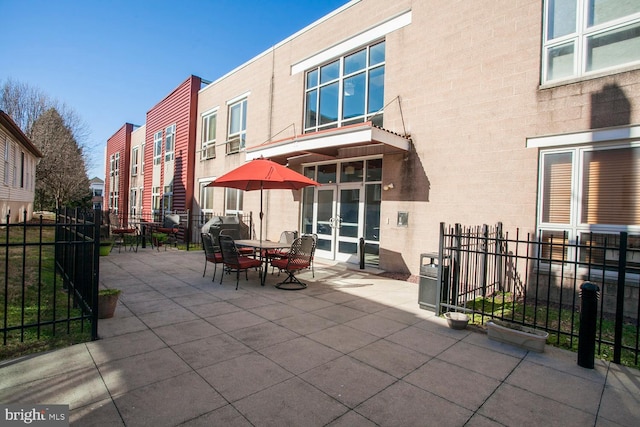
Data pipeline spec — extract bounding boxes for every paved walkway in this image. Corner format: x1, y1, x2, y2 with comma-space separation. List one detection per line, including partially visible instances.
1, 248, 639, 426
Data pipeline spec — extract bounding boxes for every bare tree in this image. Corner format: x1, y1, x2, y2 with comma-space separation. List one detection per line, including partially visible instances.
0, 78, 50, 134
1, 78, 94, 207
30, 108, 90, 210
0, 78, 94, 175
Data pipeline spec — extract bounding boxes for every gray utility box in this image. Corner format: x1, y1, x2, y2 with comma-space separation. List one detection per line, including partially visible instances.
418, 252, 448, 312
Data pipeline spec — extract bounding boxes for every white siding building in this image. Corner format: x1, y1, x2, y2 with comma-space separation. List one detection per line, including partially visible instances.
0, 110, 42, 223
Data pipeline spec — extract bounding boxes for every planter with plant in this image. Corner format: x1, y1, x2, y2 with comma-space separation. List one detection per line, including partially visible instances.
98, 288, 121, 319
99, 240, 114, 256
152, 232, 168, 248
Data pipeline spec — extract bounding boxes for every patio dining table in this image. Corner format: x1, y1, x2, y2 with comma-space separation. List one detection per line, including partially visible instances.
128, 221, 166, 249
234, 239, 292, 286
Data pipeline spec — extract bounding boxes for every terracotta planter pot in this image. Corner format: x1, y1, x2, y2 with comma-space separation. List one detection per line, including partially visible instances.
98, 293, 120, 319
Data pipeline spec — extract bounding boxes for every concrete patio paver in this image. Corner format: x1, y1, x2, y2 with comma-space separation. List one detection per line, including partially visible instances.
1, 248, 639, 426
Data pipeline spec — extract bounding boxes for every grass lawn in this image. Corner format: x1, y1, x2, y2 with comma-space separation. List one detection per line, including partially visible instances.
0, 223, 93, 361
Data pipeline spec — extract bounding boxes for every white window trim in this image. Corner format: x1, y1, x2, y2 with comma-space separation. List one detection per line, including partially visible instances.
303, 41, 385, 133
201, 106, 219, 117
537, 141, 640, 236
153, 131, 162, 165
537, 141, 640, 280
165, 124, 176, 162
131, 146, 139, 176
527, 124, 640, 149
541, 0, 640, 84
3, 137, 10, 185
114, 152, 120, 177
226, 91, 251, 106
227, 98, 248, 153
291, 10, 411, 75
199, 179, 215, 221
201, 111, 218, 160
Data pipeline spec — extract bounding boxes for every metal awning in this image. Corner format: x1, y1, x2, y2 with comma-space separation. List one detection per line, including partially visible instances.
246, 122, 411, 165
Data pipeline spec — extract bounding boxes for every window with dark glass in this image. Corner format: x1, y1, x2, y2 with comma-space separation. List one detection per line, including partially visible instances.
304, 41, 385, 133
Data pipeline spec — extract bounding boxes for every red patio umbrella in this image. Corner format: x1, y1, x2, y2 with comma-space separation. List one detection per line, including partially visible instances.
206, 158, 319, 243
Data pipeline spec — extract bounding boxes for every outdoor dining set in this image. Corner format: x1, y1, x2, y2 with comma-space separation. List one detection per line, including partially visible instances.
108, 213, 182, 253
200, 157, 320, 291
107, 158, 320, 290
202, 229, 317, 291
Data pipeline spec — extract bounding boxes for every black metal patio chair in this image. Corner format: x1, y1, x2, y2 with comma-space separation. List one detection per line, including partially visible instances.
202, 233, 224, 282
270, 235, 316, 290
218, 235, 262, 290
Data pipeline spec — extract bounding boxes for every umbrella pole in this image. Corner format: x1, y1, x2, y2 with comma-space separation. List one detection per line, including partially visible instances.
259, 185, 263, 245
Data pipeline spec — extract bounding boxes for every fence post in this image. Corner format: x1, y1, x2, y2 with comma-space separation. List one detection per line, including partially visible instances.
481, 224, 488, 297
92, 209, 100, 340
578, 281, 600, 369
495, 222, 503, 292
452, 223, 461, 308
437, 222, 446, 314
186, 209, 191, 250
614, 232, 627, 364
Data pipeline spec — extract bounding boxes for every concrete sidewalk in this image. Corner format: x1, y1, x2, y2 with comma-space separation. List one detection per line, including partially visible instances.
1, 248, 639, 426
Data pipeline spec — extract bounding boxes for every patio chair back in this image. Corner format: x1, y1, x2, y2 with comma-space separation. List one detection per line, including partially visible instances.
218, 234, 262, 290
271, 235, 316, 290
280, 230, 298, 244
202, 233, 223, 282
303, 233, 318, 277
218, 234, 240, 264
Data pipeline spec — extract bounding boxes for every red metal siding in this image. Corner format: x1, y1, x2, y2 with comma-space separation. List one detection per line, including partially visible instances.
104, 123, 133, 222
143, 75, 201, 214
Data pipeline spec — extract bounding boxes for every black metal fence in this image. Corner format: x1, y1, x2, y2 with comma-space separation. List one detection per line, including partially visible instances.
437, 222, 640, 365
1, 208, 100, 353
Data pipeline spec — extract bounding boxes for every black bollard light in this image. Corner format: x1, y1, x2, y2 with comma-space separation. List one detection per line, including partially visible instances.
359, 237, 365, 269
577, 281, 600, 369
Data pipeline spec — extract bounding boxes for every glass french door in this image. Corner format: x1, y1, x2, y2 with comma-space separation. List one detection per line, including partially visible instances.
313, 184, 363, 262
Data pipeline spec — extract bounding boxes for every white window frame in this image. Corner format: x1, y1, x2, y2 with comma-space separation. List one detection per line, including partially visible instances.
225, 188, 243, 215
152, 186, 161, 213
542, 0, 640, 84
162, 184, 173, 213
11, 144, 16, 187
227, 98, 247, 154
153, 131, 162, 165
201, 110, 217, 160
131, 146, 139, 176
538, 142, 640, 235
3, 137, 9, 185
130, 188, 138, 217
199, 180, 215, 224
165, 124, 175, 162
114, 152, 120, 177
141, 143, 145, 174
534, 126, 640, 275
303, 40, 386, 133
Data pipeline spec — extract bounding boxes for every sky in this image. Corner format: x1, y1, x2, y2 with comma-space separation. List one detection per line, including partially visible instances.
0, 0, 349, 179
